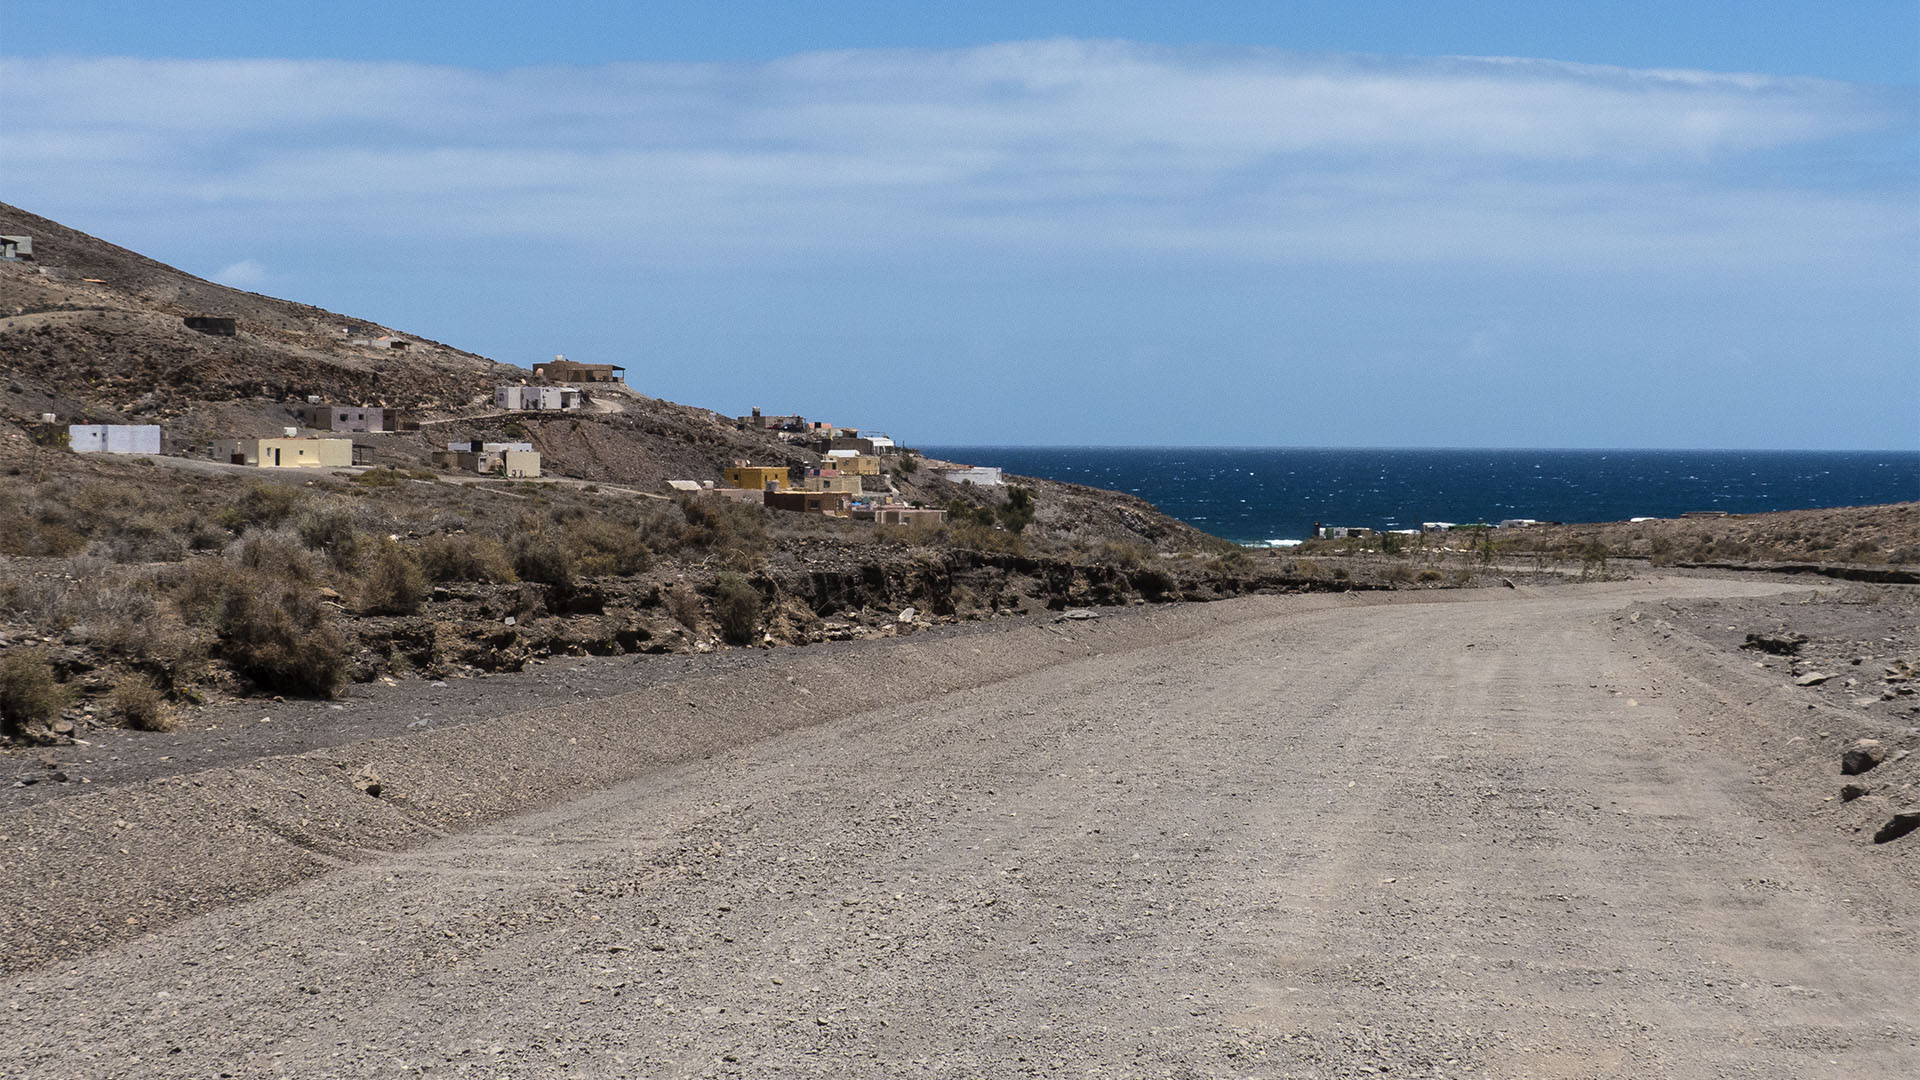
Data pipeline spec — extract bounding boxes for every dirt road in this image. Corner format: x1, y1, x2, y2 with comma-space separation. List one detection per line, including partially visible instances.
4, 578, 1915, 1078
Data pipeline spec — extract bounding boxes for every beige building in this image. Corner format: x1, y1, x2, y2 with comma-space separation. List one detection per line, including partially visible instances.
824, 452, 882, 476
799, 471, 864, 494
216, 437, 353, 468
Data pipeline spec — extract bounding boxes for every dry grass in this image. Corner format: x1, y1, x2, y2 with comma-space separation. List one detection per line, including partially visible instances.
0, 650, 70, 732
112, 673, 175, 732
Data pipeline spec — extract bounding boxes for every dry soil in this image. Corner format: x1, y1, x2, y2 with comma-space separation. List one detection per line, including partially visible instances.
2, 577, 1916, 1079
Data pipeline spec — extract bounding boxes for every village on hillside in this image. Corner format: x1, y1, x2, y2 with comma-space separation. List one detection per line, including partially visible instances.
21, 301, 994, 527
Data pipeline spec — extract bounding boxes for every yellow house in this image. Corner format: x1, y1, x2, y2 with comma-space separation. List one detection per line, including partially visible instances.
825, 453, 882, 476
217, 437, 354, 468
723, 465, 790, 492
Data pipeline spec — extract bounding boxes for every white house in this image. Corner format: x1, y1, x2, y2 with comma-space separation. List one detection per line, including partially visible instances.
495, 385, 581, 411
939, 465, 1003, 486
68, 425, 161, 455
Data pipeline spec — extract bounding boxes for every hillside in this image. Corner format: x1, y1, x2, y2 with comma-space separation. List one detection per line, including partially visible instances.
0, 204, 1322, 741
0, 203, 513, 427
0, 203, 1224, 554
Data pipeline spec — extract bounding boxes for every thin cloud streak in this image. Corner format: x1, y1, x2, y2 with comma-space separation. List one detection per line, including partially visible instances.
0, 41, 1910, 276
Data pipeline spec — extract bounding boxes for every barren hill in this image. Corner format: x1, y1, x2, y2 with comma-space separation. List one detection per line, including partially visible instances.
0, 202, 505, 424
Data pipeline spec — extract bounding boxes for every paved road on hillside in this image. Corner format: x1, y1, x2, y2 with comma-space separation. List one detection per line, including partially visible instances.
4, 579, 1915, 1078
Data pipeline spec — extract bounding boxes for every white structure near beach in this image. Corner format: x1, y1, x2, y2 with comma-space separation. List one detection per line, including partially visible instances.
939, 465, 1003, 486
69, 424, 161, 454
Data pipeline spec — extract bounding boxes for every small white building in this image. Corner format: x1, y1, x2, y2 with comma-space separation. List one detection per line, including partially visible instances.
68, 424, 161, 455
939, 466, 1003, 486
446, 440, 534, 453
495, 385, 582, 411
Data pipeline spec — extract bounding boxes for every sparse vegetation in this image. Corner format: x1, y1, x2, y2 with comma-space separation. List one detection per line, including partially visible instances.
217, 570, 348, 697
0, 650, 70, 733
362, 540, 428, 615
713, 572, 760, 645
417, 533, 516, 583
112, 673, 174, 732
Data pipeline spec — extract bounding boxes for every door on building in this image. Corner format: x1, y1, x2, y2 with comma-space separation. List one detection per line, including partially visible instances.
271, 447, 281, 466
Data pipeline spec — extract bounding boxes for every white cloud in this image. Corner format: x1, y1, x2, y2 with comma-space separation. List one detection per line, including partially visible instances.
0, 43, 1909, 274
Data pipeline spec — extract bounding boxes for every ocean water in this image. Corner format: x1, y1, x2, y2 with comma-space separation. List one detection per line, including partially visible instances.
916, 448, 1920, 546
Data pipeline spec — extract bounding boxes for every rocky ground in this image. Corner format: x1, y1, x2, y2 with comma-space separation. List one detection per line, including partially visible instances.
1, 575, 1914, 1078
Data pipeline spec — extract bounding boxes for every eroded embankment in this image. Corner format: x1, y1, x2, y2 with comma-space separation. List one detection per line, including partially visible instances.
0, 591, 1374, 975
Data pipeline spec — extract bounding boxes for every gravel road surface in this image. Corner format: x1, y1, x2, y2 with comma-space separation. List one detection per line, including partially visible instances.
4, 578, 1915, 1078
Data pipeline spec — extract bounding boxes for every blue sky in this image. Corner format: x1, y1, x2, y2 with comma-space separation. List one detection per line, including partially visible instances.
3, 2, 1916, 449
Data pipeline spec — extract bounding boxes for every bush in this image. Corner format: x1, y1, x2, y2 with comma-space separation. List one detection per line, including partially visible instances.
351, 467, 406, 488
113, 673, 175, 732
219, 574, 348, 697
238, 533, 321, 583
998, 486, 1036, 534
0, 650, 70, 733
222, 483, 304, 533
1132, 567, 1177, 601
664, 583, 702, 630
677, 499, 768, 568
512, 533, 575, 589
361, 540, 427, 615
1417, 568, 1445, 583
567, 517, 652, 577
418, 534, 515, 583
294, 505, 365, 570
713, 572, 760, 645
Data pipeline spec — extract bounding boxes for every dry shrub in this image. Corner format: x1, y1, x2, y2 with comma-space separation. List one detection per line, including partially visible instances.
361, 540, 427, 615
418, 534, 515, 583
238, 533, 322, 583
713, 572, 760, 645
221, 483, 304, 533
511, 532, 574, 589
169, 556, 236, 626
566, 517, 652, 577
294, 504, 366, 570
0, 650, 70, 732
676, 498, 769, 567
947, 519, 1022, 554
113, 673, 175, 732
664, 583, 703, 630
1095, 540, 1151, 569
1417, 568, 1445, 583
0, 509, 87, 557
1131, 566, 1177, 601
219, 570, 348, 697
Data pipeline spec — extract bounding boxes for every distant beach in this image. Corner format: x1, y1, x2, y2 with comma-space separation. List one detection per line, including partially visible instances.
918, 447, 1920, 546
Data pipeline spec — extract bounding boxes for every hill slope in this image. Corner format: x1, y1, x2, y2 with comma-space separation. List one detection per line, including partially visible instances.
0, 202, 505, 423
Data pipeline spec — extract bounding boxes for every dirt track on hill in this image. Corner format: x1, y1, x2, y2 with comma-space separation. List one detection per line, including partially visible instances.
3, 578, 1916, 1078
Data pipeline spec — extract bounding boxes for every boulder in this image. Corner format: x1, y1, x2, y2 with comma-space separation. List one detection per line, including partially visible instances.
1872, 812, 1919, 845
1741, 632, 1807, 656
1795, 672, 1833, 686
1841, 783, 1870, 801
1840, 739, 1886, 776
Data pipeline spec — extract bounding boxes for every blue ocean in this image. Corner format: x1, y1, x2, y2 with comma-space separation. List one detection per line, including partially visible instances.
916, 448, 1920, 546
